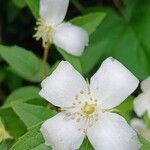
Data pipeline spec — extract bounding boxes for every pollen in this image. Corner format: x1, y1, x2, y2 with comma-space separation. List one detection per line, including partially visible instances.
34, 18, 54, 47
83, 102, 96, 116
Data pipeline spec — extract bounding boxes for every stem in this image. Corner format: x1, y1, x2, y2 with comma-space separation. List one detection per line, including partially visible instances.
70, 0, 84, 13
41, 43, 50, 79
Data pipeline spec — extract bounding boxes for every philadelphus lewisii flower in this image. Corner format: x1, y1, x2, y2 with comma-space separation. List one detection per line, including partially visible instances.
131, 118, 150, 142
134, 76, 150, 117
39, 57, 141, 150
34, 0, 89, 56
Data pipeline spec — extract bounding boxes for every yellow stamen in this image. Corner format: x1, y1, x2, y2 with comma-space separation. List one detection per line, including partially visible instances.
83, 103, 95, 116
34, 18, 54, 47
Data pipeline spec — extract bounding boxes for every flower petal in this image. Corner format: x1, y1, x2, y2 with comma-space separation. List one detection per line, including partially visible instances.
40, 0, 69, 25
53, 23, 89, 56
39, 61, 87, 107
131, 118, 150, 142
90, 57, 139, 109
87, 112, 141, 150
40, 113, 85, 150
130, 118, 146, 133
134, 93, 149, 117
141, 76, 150, 92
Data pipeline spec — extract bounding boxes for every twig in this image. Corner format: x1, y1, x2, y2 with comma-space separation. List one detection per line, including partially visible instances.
41, 43, 50, 79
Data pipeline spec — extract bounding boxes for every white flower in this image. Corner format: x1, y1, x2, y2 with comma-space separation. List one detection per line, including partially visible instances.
39, 57, 141, 150
131, 118, 150, 142
134, 76, 150, 117
34, 0, 89, 56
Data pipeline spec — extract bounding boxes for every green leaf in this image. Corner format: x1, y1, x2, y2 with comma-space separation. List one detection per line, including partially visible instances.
24, 0, 39, 19
57, 48, 82, 74
0, 140, 14, 150
0, 68, 6, 83
80, 40, 107, 76
12, 0, 26, 8
139, 135, 150, 150
82, 1, 150, 80
143, 113, 150, 128
7, 0, 23, 22
4, 86, 40, 107
71, 12, 106, 35
10, 124, 52, 150
0, 108, 27, 139
11, 102, 56, 128
116, 96, 134, 122
80, 138, 94, 150
0, 45, 51, 82
31, 144, 51, 150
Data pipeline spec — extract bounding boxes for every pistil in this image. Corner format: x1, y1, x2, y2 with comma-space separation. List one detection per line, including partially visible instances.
83, 102, 96, 116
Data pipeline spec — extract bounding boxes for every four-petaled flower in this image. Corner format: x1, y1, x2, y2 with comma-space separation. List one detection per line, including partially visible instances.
34, 0, 89, 56
134, 76, 150, 117
39, 57, 141, 150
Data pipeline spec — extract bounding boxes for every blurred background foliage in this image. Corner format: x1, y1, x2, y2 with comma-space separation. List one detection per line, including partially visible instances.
0, 0, 150, 149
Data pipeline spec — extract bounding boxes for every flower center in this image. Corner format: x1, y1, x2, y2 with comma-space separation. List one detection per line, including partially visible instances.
83, 103, 96, 116
34, 18, 54, 47
62, 89, 100, 134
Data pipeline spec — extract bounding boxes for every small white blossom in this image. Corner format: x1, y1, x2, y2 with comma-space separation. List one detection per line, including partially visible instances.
34, 0, 89, 56
134, 76, 150, 117
39, 57, 141, 150
131, 118, 150, 142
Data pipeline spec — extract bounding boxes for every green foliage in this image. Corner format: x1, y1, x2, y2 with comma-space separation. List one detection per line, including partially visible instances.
81, 40, 107, 76
57, 48, 83, 73
83, 0, 150, 79
139, 136, 150, 150
80, 138, 94, 150
0, 108, 27, 139
12, 0, 26, 8
0, 140, 14, 150
0, 45, 51, 82
4, 86, 40, 107
24, 0, 39, 18
0, 68, 6, 83
116, 96, 134, 122
11, 102, 56, 128
71, 12, 106, 35
10, 124, 52, 150
143, 113, 150, 128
